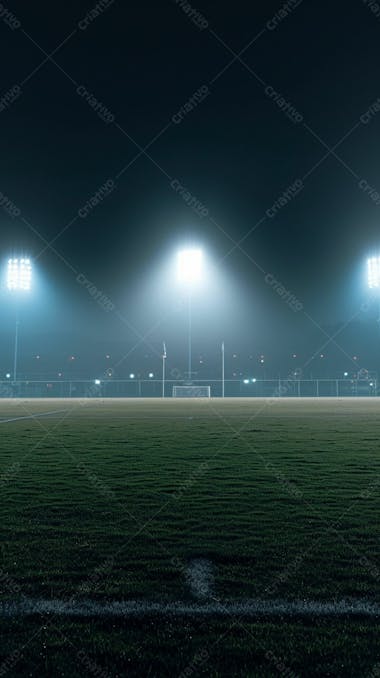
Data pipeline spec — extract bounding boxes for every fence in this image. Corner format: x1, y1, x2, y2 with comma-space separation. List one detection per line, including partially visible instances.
0, 378, 377, 398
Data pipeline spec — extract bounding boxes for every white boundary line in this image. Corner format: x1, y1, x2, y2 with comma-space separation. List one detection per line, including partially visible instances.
0, 409, 70, 424
0, 597, 379, 618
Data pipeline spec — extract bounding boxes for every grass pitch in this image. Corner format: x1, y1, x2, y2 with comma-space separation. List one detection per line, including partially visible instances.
0, 397, 379, 676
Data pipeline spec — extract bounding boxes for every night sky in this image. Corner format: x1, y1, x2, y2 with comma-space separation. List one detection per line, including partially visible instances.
1, 1, 380, 378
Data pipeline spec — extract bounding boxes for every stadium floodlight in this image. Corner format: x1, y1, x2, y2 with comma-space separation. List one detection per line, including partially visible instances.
177, 249, 202, 285
5, 373, 10, 379
94, 379, 101, 385
176, 248, 203, 379
129, 373, 135, 379
7, 258, 32, 291
366, 256, 380, 334
6, 257, 32, 383
367, 256, 380, 289
243, 379, 250, 384
148, 372, 154, 378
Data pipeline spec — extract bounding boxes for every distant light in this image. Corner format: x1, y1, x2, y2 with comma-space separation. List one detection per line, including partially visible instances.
260, 359, 264, 364
7, 258, 32, 291
344, 372, 348, 377
177, 249, 202, 284
353, 356, 358, 361
5, 373, 10, 379
252, 378, 257, 383
292, 354, 297, 358
94, 379, 101, 385
58, 373, 62, 377
35, 355, 40, 360
370, 382, 374, 387
106, 354, 110, 359
320, 354, 324, 358
367, 256, 380, 288
243, 379, 250, 384
148, 372, 154, 378
129, 373, 135, 379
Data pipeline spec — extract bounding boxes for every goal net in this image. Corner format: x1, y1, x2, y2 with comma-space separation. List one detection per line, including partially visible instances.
172, 385, 211, 398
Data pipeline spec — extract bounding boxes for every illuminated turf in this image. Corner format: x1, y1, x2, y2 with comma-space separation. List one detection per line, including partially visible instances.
0, 398, 379, 676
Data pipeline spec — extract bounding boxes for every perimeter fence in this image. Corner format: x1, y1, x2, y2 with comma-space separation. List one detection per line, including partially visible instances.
0, 378, 377, 398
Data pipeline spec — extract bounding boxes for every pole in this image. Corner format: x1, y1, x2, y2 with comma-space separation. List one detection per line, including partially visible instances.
13, 319, 19, 383
222, 341, 225, 398
378, 297, 380, 377
162, 342, 166, 398
188, 290, 192, 380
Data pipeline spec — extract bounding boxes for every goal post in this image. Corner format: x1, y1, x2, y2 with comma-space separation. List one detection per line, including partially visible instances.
172, 385, 211, 398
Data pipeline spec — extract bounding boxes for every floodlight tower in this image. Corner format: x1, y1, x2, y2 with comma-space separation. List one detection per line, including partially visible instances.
6, 258, 32, 383
367, 256, 380, 324
177, 249, 203, 380
367, 257, 380, 392
162, 341, 167, 397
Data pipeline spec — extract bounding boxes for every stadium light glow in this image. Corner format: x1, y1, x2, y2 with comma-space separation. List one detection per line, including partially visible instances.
367, 256, 380, 288
176, 248, 204, 379
148, 372, 154, 378
129, 373, 135, 379
7, 258, 32, 291
5, 257, 33, 384
177, 249, 203, 285
94, 379, 101, 385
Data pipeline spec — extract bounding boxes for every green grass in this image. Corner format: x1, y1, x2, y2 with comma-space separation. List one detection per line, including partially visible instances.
0, 397, 379, 676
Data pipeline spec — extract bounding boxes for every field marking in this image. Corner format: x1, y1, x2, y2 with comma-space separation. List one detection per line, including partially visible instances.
3, 413, 369, 422
0, 597, 379, 618
0, 409, 70, 424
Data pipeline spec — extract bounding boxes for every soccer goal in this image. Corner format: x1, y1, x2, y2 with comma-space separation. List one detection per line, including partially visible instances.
172, 385, 211, 398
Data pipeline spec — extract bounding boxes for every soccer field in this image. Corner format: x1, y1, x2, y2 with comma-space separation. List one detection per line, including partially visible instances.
0, 397, 379, 676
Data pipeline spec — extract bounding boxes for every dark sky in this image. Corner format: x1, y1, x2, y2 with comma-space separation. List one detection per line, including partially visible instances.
1, 1, 380, 376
